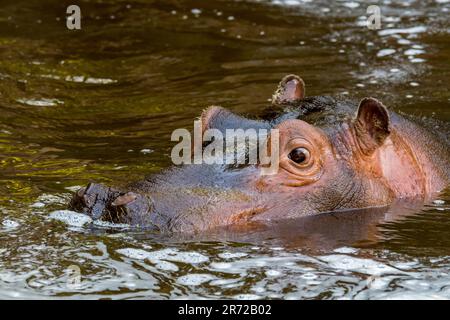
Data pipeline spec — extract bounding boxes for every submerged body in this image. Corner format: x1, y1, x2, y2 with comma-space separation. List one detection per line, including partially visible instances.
70, 75, 450, 233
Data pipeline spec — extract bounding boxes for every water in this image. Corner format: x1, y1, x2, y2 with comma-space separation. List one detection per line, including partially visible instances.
0, 0, 449, 299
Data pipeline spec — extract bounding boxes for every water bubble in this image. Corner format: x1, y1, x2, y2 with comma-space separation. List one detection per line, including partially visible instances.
140, 149, 153, 154
397, 38, 412, 45
342, 2, 360, 9
334, 247, 358, 254
30, 202, 45, 208
2, 220, 20, 230
377, 49, 396, 57
265, 269, 282, 277
301, 272, 318, 280
404, 49, 425, 56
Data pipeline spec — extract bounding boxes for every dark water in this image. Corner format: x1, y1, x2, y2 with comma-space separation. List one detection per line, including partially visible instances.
0, 0, 449, 299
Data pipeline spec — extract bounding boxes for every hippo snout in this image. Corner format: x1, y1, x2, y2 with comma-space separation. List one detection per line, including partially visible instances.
69, 183, 154, 227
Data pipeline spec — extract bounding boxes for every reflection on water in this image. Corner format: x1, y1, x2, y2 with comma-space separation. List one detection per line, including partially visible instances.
0, 0, 449, 299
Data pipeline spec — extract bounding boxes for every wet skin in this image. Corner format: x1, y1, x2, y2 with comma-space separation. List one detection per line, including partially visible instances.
70, 75, 450, 233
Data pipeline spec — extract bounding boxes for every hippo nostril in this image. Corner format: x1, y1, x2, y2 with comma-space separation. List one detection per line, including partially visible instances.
106, 192, 154, 226
82, 194, 95, 207
76, 187, 86, 198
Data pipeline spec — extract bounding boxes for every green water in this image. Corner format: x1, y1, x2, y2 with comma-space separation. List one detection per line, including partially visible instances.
0, 0, 449, 299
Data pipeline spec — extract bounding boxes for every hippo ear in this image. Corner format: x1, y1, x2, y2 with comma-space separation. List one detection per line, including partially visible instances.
271, 74, 305, 105
353, 97, 390, 155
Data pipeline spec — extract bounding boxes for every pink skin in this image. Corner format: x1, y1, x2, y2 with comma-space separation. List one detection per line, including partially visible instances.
210, 81, 449, 225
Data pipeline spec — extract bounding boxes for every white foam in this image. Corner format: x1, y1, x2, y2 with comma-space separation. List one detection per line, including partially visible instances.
93, 220, 130, 229
116, 248, 150, 260
2, 219, 20, 230
155, 260, 179, 272
177, 274, 215, 286
319, 254, 405, 276
17, 98, 63, 107
117, 248, 209, 264
37, 193, 67, 205
218, 252, 248, 259
265, 269, 282, 277
49, 210, 92, 227
30, 202, 45, 208
65, 75, 116, 84
210, 262, 233, 269
233, 294, 261, 300
378, 26, 427, 36
65, 186, 83, 192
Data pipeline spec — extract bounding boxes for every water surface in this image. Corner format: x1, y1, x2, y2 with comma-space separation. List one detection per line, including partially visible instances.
0, 0, 449, 299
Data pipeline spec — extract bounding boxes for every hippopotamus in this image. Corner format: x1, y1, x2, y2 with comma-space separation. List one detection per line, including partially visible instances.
69, 75, 450, 233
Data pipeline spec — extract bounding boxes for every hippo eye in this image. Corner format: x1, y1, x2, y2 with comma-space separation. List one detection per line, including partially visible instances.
288, 147, 310, 165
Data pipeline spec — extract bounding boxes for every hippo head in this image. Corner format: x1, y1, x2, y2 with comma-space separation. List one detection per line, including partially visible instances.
71, 75, 395, 233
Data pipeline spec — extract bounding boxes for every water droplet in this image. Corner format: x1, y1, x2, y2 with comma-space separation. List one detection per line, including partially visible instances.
140, 149, 153, 154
